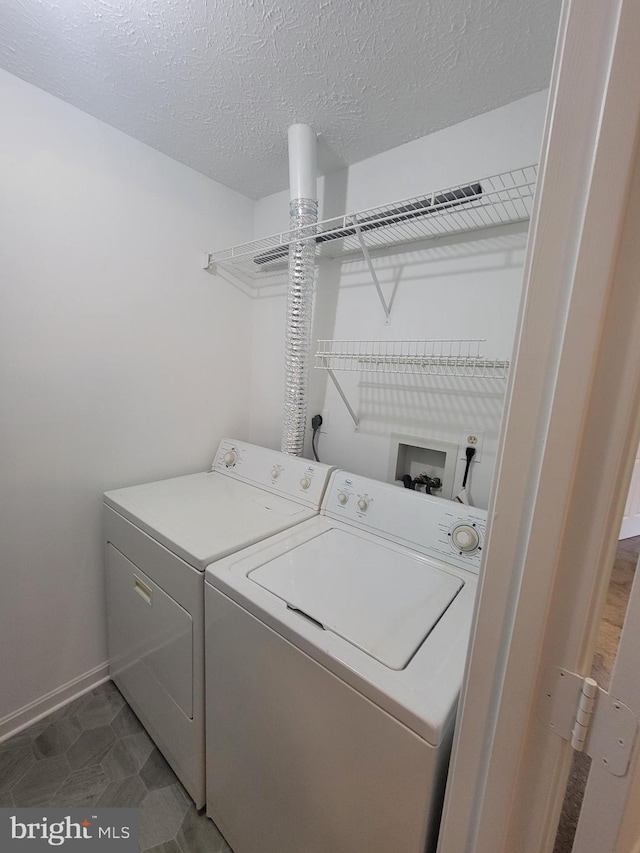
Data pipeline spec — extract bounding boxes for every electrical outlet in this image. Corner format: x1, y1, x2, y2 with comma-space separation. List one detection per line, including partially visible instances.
460, 430, 484, 461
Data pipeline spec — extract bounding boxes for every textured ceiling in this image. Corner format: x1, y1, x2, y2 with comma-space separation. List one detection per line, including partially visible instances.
0, 0, 560, 199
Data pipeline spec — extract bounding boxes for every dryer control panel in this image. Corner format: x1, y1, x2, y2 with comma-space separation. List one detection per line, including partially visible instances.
323, 472, 487, 574
211, 439, 334, 510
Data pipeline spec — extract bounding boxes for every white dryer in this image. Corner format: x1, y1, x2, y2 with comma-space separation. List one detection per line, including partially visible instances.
205, 470, 487, 853
104, 439, 334, 809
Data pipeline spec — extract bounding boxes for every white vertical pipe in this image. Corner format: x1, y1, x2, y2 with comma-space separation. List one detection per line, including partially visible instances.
281, 124, 318, 456
288, 124, 317, 201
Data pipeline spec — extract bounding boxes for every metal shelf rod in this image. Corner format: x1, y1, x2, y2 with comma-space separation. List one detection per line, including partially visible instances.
352, 216, 391, 321
326, 369, 360, 429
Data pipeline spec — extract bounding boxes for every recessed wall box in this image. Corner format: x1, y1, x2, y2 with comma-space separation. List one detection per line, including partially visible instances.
388, 434, 459, 500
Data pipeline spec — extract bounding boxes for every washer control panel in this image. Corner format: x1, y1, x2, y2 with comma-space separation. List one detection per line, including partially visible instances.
211, 439, 334, 508
324, 472, 487, 573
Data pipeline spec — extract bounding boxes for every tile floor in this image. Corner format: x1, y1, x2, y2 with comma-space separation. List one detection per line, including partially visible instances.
0, 680, 232, 853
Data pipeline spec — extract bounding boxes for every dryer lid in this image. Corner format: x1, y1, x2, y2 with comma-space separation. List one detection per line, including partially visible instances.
248, 528, 463, 670
104, 473, 311, 570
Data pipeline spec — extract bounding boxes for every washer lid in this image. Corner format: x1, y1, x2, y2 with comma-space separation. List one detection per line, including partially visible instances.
248, 528, 463, 670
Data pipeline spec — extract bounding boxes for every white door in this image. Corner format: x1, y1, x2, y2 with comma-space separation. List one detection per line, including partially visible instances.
620, 442, 640, 540
571, 558, 640, 851
437, 0, 640, 850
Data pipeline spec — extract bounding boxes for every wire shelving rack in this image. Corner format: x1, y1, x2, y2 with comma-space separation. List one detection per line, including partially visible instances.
314, 338, 510, 428
204, 165, 538, 297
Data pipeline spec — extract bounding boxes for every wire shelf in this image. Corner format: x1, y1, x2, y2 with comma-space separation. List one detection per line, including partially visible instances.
315, 339, 511, 379
206, 165, 537, 287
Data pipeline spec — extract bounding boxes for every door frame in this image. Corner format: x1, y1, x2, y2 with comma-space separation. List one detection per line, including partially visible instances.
438, 0, 640, 850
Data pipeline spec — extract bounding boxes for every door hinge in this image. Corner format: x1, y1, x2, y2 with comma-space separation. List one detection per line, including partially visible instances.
538, 667, 638, 776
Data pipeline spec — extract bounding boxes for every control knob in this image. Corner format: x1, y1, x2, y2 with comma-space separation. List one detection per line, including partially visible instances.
337, 492, 349, 505
271, 468, 281, 479
223, 450, 237, 467
451, 524, 480, 553
357, 498, 369, 512
300, 477, 311, 490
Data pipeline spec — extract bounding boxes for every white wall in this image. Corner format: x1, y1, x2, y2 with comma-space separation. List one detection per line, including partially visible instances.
250, 91, 548, 507
0, 69, 254, 727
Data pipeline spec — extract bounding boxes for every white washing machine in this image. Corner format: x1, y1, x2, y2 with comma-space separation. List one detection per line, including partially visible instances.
104, 439, 334, 809
205, 470, 487, 853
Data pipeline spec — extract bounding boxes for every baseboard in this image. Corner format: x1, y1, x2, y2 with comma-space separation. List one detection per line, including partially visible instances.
0, 662, 111, 743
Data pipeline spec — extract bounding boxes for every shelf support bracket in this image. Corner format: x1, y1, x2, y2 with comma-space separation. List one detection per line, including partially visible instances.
201, 253, 215, 272
351, 216, 391, 322
326, 369, 360, 430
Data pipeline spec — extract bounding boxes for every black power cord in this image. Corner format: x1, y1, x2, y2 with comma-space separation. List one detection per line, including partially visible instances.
462, 445, 476, 488
311, 414, 323, 462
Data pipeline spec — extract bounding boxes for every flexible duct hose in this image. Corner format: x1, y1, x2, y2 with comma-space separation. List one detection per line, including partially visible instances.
281, 197, 318, 456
